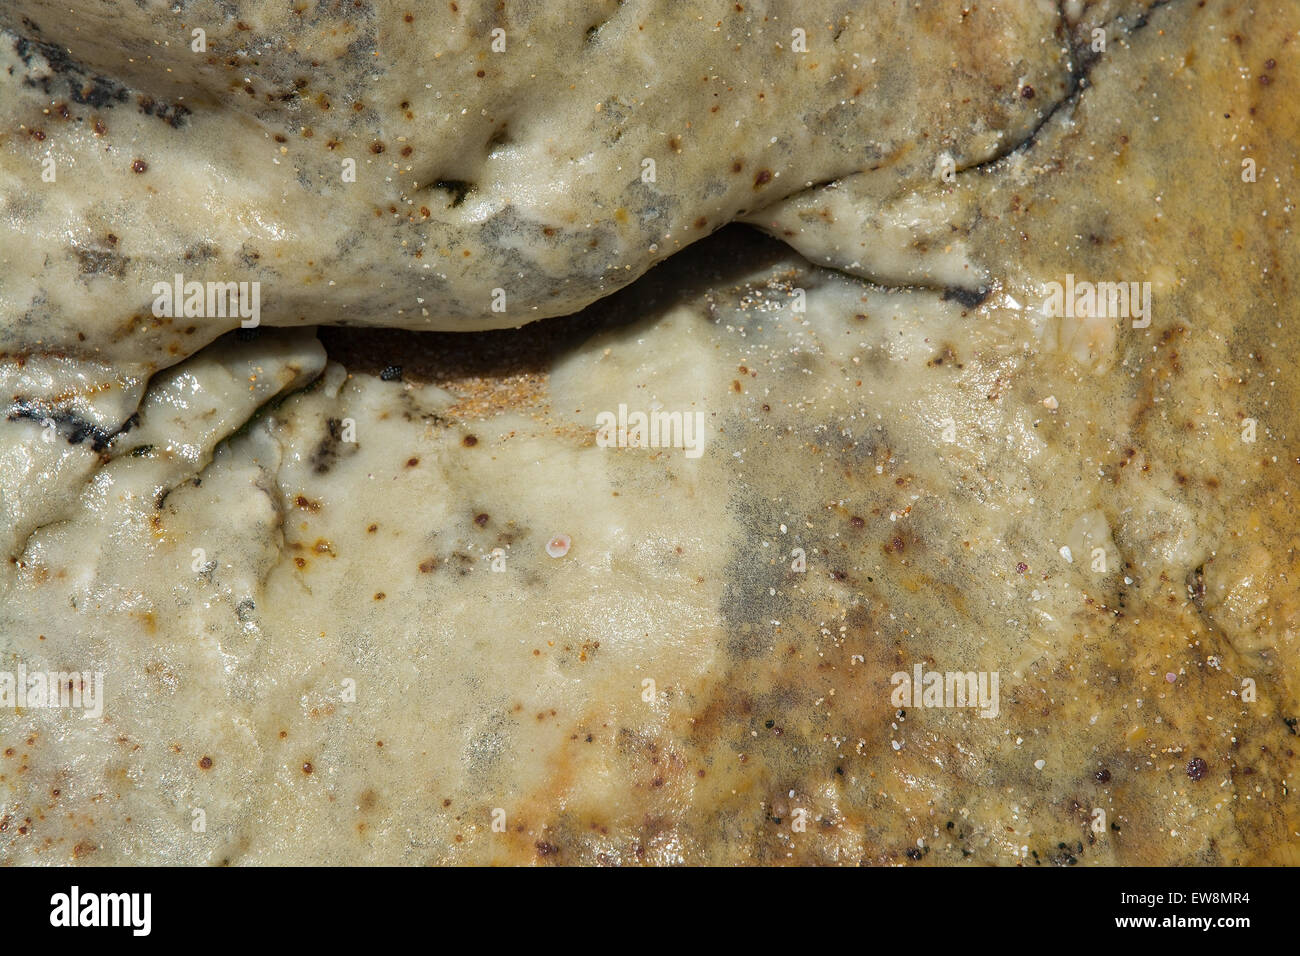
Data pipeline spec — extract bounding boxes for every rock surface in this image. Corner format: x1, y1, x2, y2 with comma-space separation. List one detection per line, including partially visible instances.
0, 0, 1297, 865
2, 1, 1069, 390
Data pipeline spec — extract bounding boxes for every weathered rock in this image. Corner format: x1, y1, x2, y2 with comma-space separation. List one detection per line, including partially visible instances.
1, 0, 1068, 398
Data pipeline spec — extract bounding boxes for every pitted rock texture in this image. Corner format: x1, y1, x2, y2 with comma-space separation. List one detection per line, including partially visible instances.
0, 0, 1297, 866
0, 0, 1071, 389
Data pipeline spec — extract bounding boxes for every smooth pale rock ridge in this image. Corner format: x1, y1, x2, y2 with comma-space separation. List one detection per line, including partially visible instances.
0, 0, 1073, 385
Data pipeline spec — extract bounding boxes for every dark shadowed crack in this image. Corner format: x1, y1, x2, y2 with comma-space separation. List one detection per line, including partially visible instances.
751, 0, 1193, 307
962, 0, 1187, 175
5, 400, 138, 452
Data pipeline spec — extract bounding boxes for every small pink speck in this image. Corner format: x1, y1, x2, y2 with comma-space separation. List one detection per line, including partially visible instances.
1165, 672, 1177, 683
546, 534, 571, 558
